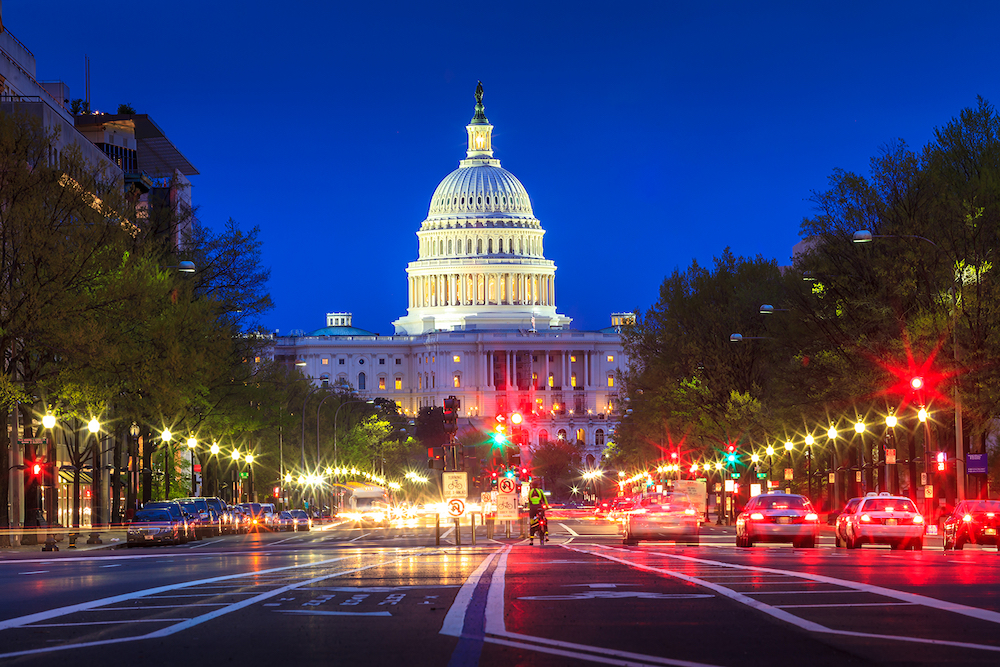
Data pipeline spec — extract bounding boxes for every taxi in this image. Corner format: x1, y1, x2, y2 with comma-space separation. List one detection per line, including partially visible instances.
842, 492, 924, 550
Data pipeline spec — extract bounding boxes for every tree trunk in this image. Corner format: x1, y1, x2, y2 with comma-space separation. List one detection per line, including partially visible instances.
0, 406, 10, 548
141, 430, 152, 505
111, 428, 123, 525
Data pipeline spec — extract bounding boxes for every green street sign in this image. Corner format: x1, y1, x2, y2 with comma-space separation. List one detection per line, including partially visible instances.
731, 473, 740, 479
756, 473, 767, 479
240, 471, 248, 478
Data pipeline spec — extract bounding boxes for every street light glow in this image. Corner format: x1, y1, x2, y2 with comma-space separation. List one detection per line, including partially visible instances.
854, 421, 866, 434
886, 414, 898, 428
42, 414, 56, 429
210, 442, 220, 455
918, 407, 928, 422
751, 453, 760, 463
827, 426, 837, 440
161, 429, 172, 442
804, 434, 814, 446
231, 449, 240, 461
187, 437, 197, 449
246, 454, 254, 464
784, 440, 793, 451
88, 418, 100, 433
765, 445, 774, 456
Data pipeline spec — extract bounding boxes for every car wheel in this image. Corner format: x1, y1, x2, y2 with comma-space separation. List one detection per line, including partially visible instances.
846, 533, 859, 549
685, 534, 700, 546
801, 537, 816, 549
912, 539, 923, 551
835, 534, 844, 548
954, 537, 965, 551
943, 537, 953, 550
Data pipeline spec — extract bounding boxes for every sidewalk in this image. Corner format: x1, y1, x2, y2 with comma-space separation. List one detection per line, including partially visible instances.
0, 528, 126, 555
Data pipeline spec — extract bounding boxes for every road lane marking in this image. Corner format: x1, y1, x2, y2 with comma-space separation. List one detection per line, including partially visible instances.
440, 548, 501, 637
18, 571, 48, 575
28, 619, 187, 627
572, 545, 1000, 653
187, 539, 223, 549
775, 602, 918, 609
99, 564, 122, 568
348, 532, 373, 542
277, 610, 391, 617
0, 552, 419, 659
557, 523, 580, 536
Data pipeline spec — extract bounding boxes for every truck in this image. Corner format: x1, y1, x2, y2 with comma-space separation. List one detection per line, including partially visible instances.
337, 482, 391, 526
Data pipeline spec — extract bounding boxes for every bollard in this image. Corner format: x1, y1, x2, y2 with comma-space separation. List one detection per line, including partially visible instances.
435, 514, 440, 546
505, 520, 510, 539
86, 532, 103, 545
454, 519, 461, 546
471, 513, 476, 546
68, 533, 79, 549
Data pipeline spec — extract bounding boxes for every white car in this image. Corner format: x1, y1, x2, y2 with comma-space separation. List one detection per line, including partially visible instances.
622, 493, 700, 545
736, 492, 819, 548
842, 493, 924, 550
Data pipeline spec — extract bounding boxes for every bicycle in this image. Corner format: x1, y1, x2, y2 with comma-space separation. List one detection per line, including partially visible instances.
529, 509, 549, 545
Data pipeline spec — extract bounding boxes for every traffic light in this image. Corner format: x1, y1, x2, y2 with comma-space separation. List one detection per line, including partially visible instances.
455, 444, 465, 471
670, 451, 679, 461
31, 462, 42, 476
492, 414, 507, 445
443, 396, 460, 433
936, 451, 946, 472
490, 470, 499, 487
428, 446, 445, 470
910, 376, 924, 390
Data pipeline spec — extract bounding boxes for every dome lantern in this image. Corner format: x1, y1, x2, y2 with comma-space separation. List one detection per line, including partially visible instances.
466, 81, 494, 159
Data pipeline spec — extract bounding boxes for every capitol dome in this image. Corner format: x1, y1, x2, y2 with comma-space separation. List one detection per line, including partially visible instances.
393, 82, 572, 335
427, 165, 534, 221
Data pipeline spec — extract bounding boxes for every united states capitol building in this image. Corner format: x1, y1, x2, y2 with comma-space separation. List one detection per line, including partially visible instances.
272, 85, 630, 460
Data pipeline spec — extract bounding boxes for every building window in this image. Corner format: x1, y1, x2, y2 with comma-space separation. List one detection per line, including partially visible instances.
607, 374, 614, 388
339, 358, 345, 365
453, 374, 461, 388
395, 377, 403, 390
359, 358, 365, 365
418, 375, 422, 390
538, 429, 549, 445
379, 358, 386, 365
548, 373, 554, 388
576, 429, 585, 443
358, 373, 366, 390
322, 358, 329, 365
595, 429, 605, 446
571, 372, 577, 388
607, 355, 614, 363
453, 355, 461, 363
378, 377, 386, 390
395, 358, 401, 365
432, 373, 436, 388
570, 355, 576, 362
557, 429, 567, 441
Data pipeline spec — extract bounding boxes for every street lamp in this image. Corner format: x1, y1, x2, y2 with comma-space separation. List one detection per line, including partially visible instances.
854, 420, 866, 496
87, 418, 103, 543
804, 434, 815, 503
187, 437, 198, 495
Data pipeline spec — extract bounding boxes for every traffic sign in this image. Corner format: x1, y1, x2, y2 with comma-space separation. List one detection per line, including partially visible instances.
443, 471, 468, 499
784, 468, 793, 481
496, 492, 518, 521
498, 477, 516, 494
885, 449, 896, 465
447, 498, 466, 518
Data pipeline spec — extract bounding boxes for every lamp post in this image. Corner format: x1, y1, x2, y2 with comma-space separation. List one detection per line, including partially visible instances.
783, 440, 793, 492
854, 420, 866, 496
161, 429, 173, 500
885, 412, 898, 496
231, 449, 241, 504
87, 418, 104, 545
41, 413, 57, 552
855, 229, 964, 503
187, 437, 198, 495
765, 445, 775, 486
127, 422, 139, 518
827, 425, 839, 511
245, 454, 255, 502
209, 441, 220, 498
804, 434, 815, 503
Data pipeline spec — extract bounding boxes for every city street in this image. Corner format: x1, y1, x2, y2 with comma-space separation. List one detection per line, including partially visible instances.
2, 514, 1000, 666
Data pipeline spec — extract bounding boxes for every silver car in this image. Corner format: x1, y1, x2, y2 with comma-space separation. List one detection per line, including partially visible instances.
622, 493, 700, 545
842, 493, 924, 550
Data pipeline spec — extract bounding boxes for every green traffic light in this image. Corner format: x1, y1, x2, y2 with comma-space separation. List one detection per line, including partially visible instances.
492, 433, 507, 445
727, 454, 736, 464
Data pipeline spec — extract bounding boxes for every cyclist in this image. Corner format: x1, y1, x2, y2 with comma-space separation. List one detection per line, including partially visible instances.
527, 480, 549, 545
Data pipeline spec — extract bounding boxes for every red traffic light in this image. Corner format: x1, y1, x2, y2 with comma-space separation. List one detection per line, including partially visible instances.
726, 444, 736, 453
936, 451, 946, 471
911, 376, 924, 390
670, 451, 678, 460
491, 471, 498, 479
510, 412, 523, 425
32, 463, 41, 475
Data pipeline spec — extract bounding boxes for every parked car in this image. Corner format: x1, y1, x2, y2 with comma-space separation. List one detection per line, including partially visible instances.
274, 511, 294, 532
288, 509, 312, 531
840, 493, 924, 550
736, 492, 820, 548
623, 493, 700, 545
943, 499, 1000, 550
176, 497, 220, 537
127, 509, 182, 546
239, 502, 266, 531
229, 506, 249, 533
177, 500, 204, 540
142, 501, 192, 543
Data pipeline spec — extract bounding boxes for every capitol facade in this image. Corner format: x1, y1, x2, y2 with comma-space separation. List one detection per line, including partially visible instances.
272, 85, 629, 460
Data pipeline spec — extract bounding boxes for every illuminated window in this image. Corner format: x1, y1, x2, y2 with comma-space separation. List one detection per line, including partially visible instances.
395, 377, 402, 390
548, 373, 554, 388
453, 355, 461, 363
607, 355, 614, 363
607, 374, 614, 388
378, 377, 386, 390
418, 375, 422, 390
570, 355, 576, 362
453, 374, 461, 388
571, 373, 577, 388
254, 357, 260, 363
322, 358, 329, 365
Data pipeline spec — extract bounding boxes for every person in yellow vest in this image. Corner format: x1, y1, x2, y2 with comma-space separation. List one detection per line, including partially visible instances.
528, 480, 548, 545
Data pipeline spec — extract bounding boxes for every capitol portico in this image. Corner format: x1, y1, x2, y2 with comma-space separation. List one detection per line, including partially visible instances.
272, 84, 630, 460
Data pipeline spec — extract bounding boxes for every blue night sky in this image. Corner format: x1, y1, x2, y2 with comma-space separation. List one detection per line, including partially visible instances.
7, 1, 1000, 334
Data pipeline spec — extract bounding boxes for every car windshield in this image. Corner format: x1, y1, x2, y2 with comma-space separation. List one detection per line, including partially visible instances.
133, 510, 170, 522
956, 500, 1000, 513
862, 498, 917, 512
290, 510, 308, 519
757, 496, 808, 510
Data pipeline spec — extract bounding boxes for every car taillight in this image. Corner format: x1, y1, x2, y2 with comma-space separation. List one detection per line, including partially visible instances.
861, 514, 871, 522
684, 508, 696, 515
913, 515, 924, 524
750, 513, 764, 521
805, 513, 818, 522
988, 513, 996, 518
963, 514, 973, 523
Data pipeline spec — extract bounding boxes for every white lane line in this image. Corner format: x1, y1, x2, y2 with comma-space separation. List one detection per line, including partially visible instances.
147, 593, 258, 598
557, 523, 580, 537
187, 539, 223, 549
99, 564, 122, 568
277, 610, 391, 617
269, 536, 301, 546
483, 546, 510, 634
745, 589, 865, 595
0, 554, 415, 659
349, 532, 373, 542
439, 548, 501, 636
18, 571, 48, 576
89, 604, 227, 610
29, 619, 187, 627
775, 602, 918, 609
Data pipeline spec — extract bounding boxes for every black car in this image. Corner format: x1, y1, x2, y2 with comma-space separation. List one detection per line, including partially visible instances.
143, 501, 192, 543
127, 509, 181, 546
176, 497, 221, 537
944, 500, 1000, 550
